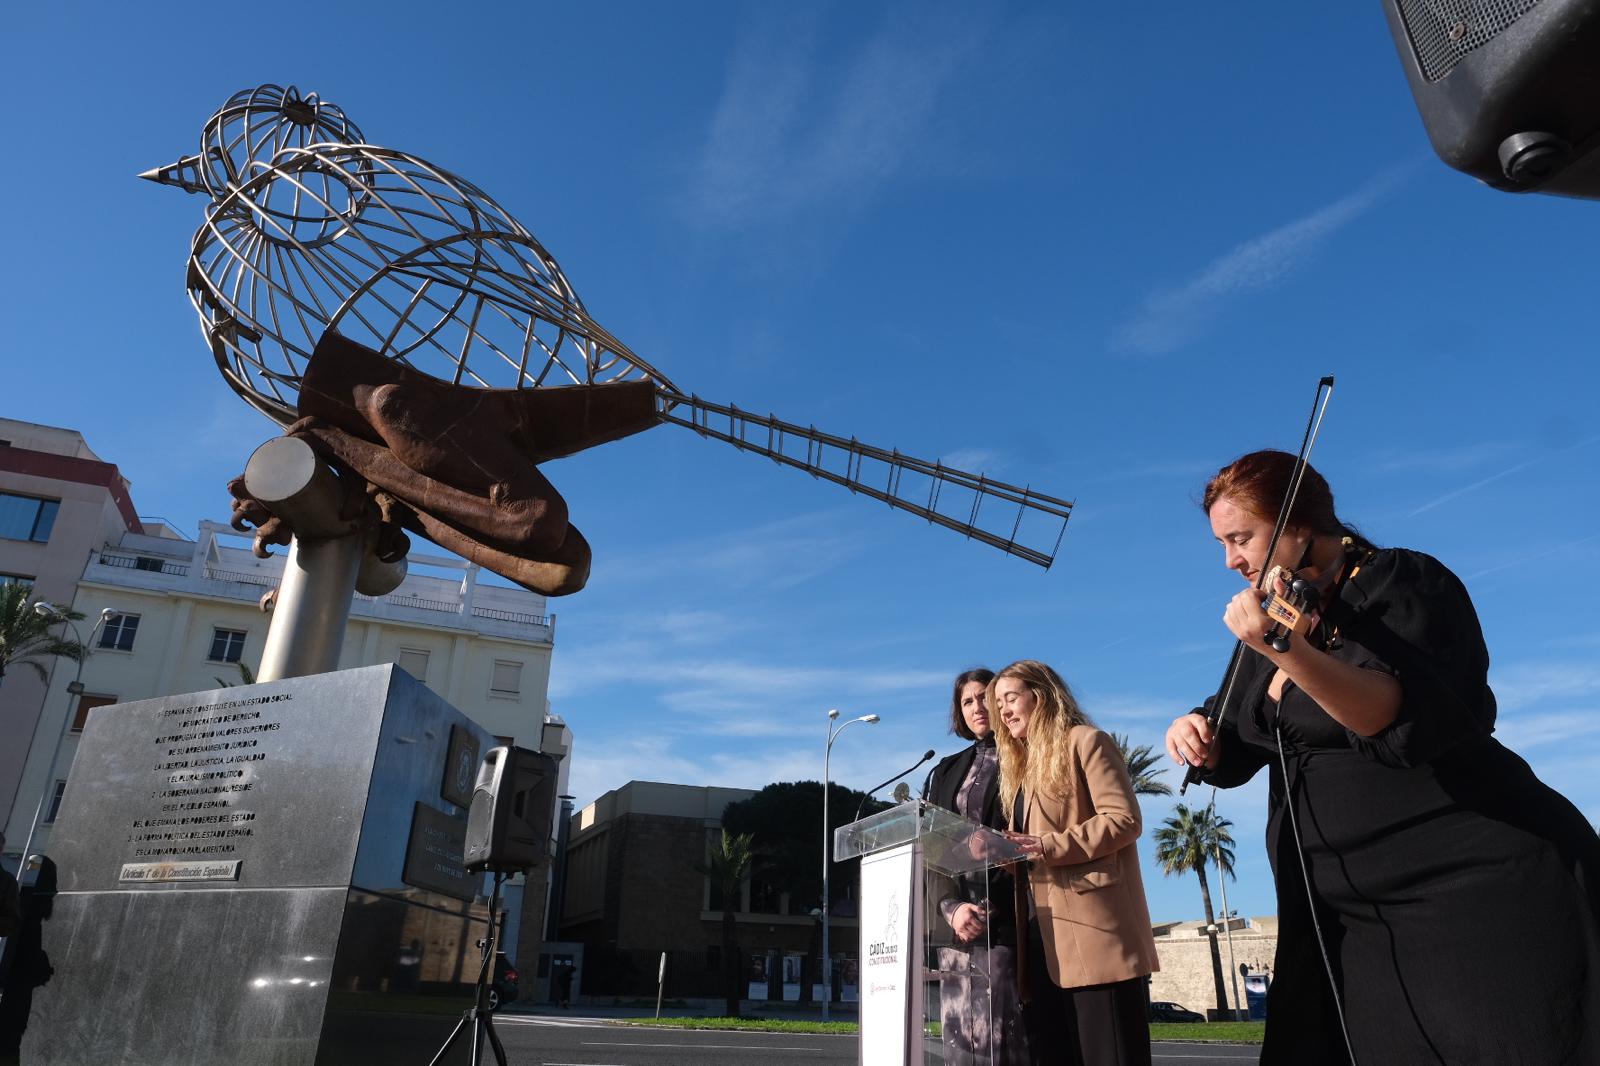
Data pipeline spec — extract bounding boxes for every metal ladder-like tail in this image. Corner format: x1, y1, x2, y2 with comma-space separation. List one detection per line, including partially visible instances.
656, 390, 1072, 568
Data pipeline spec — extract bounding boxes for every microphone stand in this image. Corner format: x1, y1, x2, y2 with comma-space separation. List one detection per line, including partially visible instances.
855, 750, 936, 822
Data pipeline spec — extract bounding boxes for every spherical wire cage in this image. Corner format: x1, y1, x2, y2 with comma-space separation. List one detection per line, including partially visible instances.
182, 89, 672, 426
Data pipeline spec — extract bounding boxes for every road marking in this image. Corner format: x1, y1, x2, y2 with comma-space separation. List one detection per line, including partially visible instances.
582, 1040, 826, 1052
497, 1016, 615, 1028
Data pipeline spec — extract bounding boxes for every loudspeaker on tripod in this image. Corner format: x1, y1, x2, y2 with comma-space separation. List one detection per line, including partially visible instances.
1382, 0, 1600, 199
463, 746, 558, 873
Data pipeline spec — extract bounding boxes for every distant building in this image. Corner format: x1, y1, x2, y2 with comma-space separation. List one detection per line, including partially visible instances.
0, 419, 142, 843
554, 780, 865, 1007
1, 441, 571, 964
1150, 916, 1278, 1018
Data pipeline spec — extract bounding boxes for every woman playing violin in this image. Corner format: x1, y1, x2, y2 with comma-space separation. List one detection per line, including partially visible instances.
1165, 449, 1600, 1065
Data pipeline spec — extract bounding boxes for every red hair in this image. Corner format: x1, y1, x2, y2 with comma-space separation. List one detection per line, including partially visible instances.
1202, 449, 1344, 534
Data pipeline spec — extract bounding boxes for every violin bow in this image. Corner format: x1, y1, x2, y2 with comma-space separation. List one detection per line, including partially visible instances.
1179, 375, 1336, 795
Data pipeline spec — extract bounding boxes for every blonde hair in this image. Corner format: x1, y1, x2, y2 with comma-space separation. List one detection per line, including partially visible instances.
990, 659, 1093, 825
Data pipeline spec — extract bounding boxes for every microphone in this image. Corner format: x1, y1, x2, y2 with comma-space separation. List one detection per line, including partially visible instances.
856, 750, 937, 821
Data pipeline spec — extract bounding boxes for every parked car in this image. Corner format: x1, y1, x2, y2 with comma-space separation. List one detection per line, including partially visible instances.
1149, 1000, 1205, 1023
488, 951, 519, 1012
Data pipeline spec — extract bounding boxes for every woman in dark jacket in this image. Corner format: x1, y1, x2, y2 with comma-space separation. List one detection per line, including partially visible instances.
926, 667, 1029, 1066
1165, 449, 1600, 1065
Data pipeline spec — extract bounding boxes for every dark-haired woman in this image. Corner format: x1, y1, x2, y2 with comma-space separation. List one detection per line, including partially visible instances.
1165, 449, 1600, 1065
926, 668, 1029, 1066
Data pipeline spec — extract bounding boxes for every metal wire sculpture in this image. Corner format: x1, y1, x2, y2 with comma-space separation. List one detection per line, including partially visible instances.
145, 84, 1072, 577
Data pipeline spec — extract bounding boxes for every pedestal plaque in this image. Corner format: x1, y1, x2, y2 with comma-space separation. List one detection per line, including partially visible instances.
22, 664, 495, 1066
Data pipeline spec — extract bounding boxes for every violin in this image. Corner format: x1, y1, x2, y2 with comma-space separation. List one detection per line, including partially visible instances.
1260, 564, 1320, 653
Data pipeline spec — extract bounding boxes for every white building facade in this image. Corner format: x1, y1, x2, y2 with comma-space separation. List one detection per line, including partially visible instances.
5, 514, 572, 963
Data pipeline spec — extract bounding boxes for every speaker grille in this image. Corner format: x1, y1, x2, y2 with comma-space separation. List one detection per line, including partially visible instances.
1396, 0, 1543, 81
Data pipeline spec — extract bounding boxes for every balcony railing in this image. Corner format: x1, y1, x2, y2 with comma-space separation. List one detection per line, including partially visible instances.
471, 605, 552, 627
91, 551, 551, 637
202, 566, 278, 588
97, 553, 189, 577
385, 593, 459, 614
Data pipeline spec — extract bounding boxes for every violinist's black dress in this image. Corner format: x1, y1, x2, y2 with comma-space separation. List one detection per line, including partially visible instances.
1196, 547, 1600, 1065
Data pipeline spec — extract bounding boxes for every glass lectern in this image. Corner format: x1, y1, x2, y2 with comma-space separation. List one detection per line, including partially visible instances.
835, 800, 1030, 1066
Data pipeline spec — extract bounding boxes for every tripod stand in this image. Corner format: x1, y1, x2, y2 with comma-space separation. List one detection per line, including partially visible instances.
428, 871, 512, 1066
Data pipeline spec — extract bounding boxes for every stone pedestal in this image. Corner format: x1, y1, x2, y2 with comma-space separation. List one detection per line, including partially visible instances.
22, 665, 495, 1065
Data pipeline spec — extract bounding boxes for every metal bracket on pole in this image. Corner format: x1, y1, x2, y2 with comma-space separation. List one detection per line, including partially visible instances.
245, 436, 406, 682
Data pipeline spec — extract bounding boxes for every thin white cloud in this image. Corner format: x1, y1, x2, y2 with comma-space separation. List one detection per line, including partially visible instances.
1492, 661, 1600, 713
1113, 165, 1413, 356
594, 509, 866, 592
940, 448, 1003, 474
1465, 534, 1599, 581
685, 10, 978, 229
565, 731, 951, 809
1365, 442, 1517, 475
1493, 711, 1600, 751
1406, 432, 1600, 517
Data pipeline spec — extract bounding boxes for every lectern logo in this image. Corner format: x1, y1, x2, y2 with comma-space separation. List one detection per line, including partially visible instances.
866, 893, 901, 967
455, 748, 474, 795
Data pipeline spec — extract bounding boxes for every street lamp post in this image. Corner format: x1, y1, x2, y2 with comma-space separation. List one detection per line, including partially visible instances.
821, 707, 878, 1022
15, 601, 116, 882
1215, 842, 1243, 1021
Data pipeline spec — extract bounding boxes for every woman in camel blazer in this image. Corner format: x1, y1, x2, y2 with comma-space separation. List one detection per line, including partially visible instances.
992, 660, 1159, 1066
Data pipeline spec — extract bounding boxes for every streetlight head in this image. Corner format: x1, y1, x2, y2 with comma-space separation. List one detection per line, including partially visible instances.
827, 708, 840, 720
864, 715, 880, 724
32, 601, 62, 619
99, 607, 117, 620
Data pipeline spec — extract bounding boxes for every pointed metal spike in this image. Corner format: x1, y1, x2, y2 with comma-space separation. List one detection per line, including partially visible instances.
139, 155, 208, 195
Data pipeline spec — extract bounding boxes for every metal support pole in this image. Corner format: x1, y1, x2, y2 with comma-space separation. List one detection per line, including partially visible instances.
822, 717, 832, 1023
821, 709, 878, 1022
245, 436, 404, 683
14, 608, 113, 882
1216, 844, 1243, 1021
258, 534, 363, 681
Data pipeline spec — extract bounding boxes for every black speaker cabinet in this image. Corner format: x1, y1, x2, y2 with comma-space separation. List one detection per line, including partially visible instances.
463, 745, 558, 873
1382, 0, 1600, 198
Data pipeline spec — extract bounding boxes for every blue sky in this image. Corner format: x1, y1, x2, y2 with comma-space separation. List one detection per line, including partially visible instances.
5, 3, 1597, 924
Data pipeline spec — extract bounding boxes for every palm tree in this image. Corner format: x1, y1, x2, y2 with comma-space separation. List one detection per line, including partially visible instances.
1110, 732, 1174, 797
695, 830, 756, 1017
1153, 803, 1236, 1018
0, 583, 85, 685
215, 661, 258, 688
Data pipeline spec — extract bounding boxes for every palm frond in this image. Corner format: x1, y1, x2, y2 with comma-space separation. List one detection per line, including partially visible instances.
1109, 731, 1175, 797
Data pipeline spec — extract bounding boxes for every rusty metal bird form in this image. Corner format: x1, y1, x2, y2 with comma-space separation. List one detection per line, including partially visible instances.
145, 84, 1072, 596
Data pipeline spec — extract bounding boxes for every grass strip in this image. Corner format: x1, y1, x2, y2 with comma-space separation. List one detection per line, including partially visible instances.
1150, 1021, 1265, 1043
612, 1017, 1266, 1043
613, 1017, 859, 1034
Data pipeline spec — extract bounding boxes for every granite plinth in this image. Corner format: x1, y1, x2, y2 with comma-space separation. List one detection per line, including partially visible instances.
22, 665, 494, 1066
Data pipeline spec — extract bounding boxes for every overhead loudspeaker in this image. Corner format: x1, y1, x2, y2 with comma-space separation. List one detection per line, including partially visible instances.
1382, 0, 1600, 199
463, 746, 558, 873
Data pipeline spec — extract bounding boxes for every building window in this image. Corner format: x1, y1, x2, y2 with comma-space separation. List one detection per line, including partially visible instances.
208, 628, 247, 663
0, 573, 33, 587
135, 557, 165, 572
44, 779, 67, 823
0, 493, 59, 543
72, 693, 119, 732
99, 613, 140, 652
397, 647, 430, 682
490, 660, 522, 697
